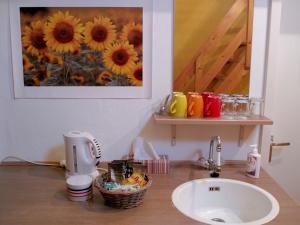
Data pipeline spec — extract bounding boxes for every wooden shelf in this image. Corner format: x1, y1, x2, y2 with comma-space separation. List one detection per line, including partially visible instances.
153, 113, 273, 146
154, 113, 273, 126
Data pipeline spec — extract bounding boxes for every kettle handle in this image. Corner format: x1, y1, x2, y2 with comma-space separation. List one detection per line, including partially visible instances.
85, 135, 101, 164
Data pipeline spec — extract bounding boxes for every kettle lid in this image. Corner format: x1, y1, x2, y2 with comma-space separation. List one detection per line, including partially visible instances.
63, 131, 89, 138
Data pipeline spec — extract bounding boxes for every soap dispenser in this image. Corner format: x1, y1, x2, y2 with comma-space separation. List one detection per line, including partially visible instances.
246, 144, 261, 178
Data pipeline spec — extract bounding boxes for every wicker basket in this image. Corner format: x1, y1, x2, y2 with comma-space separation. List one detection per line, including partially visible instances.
94, 173, 152, 209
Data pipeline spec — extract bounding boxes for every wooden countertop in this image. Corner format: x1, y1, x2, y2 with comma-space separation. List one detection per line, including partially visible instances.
0, 162, 299, 225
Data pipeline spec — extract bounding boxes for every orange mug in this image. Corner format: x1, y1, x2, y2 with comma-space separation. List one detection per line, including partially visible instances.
188, 94, 204, 118
187, 92, 199, 108
187, 92, 199, 100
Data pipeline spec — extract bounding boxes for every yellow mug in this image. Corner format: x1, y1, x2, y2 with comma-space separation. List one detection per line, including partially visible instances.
188, 94, 204, 118
169, 93, 187, 118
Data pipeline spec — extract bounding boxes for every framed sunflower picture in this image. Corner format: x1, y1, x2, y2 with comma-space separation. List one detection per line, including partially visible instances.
9, 0, 152, 98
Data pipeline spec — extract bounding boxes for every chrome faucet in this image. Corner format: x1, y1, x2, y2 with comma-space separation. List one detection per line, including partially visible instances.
198, 136, 222, 177
208, 136, 222, 173
159, 94, 171, 116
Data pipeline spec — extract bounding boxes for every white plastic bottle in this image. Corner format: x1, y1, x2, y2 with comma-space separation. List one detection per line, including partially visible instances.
246, 144, 261, 178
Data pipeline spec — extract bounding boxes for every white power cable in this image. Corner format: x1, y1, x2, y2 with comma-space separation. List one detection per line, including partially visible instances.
1, 155, 108, 171
1, 156, 60, 166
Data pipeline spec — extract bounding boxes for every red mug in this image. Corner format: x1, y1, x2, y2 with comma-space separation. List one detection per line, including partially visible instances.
204, 95, 221, 118
201, 92, 214, 105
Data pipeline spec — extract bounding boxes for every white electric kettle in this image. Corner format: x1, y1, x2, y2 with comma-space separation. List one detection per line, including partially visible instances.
63, 131, 101, 179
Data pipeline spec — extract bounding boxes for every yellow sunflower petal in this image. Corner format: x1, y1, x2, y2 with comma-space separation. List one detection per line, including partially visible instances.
83, 16, 116, 51
128, 62, 143, 86
120, 22, 143, 51
22, 20, 47, 56
44, 11, 83, 53
103, 41, 138, 75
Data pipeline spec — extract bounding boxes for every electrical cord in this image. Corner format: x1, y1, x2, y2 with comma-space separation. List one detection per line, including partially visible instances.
1, 156, 61, 166
1, 155, 108, 172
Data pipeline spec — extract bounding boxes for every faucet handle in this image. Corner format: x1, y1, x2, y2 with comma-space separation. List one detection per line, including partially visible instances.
196, 157, 210, 169
207, 159, 218, 171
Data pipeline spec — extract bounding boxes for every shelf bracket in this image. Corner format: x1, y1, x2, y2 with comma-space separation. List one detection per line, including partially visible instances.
238, 125, 245, 147
171, 125, 176, 146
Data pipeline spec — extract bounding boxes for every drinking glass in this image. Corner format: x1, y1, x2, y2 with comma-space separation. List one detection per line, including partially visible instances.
218, 93, 230, 100
235, 98, 250, 119
250, 98, 264, 117
221, 97, 236, 119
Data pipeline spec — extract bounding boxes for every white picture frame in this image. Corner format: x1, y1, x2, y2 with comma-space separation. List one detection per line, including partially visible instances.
9, 0, 152, 99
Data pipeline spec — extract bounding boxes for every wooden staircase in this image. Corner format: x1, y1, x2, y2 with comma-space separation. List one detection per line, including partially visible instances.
174, 0, 254, 94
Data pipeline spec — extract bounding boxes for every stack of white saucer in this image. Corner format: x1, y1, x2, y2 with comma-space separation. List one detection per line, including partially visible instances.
66, 175, 93, 202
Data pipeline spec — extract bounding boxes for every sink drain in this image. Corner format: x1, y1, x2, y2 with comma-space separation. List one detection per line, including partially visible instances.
211, 218, 225, 223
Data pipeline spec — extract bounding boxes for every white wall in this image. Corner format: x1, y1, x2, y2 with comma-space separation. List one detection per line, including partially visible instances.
261, 0, 300, 204
0, 0, 269, 162
0, 1, 12, 160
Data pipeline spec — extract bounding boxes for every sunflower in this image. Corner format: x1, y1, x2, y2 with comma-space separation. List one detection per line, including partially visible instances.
32, 75, 43, 86
22, 21, 47, 56
120, 22, 143, 51
22, 55, 34, 71
44, 11, 83, 53
96, 71, 113, 85
46, 69, 52, 78
73, 48, 81, 55
128, 62, 143, 86
84, 16, 116, 51
86, 53, 95, 62
32, 70, 47, 86
39, 53, 64, 65
71, 74, 86, 85
48, 54, 63, 65
103, 41, 138, 75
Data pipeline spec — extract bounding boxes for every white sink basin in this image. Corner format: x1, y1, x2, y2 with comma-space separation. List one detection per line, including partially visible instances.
172, 178, 279, 225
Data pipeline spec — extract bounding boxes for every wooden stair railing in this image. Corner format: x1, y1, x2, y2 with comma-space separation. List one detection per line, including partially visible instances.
174, 0, 247, 91
245, 0, 254, 69
214, 46, 248, 93
195, 25, 246, 92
